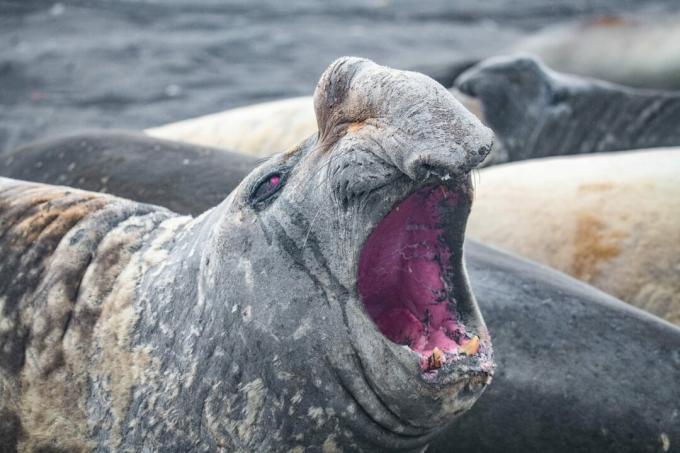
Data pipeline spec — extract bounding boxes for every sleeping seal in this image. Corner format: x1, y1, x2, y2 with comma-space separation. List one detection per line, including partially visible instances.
467, 148, 680, 325
514, 15, 680, 90
1, 130, 257, 216
0, 57, 495, 452
455, 54, 680, 165
431, 241, 680, 453
145, 96, 317, 158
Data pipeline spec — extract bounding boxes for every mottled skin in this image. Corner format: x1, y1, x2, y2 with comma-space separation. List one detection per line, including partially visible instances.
2, 130, 258, 216
0, 58, 495, 452
455, 54, 680, 165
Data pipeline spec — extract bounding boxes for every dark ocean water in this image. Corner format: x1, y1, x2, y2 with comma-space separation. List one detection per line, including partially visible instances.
0, 0, 676, 153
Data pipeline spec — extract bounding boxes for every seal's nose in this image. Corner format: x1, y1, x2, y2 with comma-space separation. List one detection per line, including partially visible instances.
313, 57, 495, 178
455, 73, 479, 97
401, 142, 492, 182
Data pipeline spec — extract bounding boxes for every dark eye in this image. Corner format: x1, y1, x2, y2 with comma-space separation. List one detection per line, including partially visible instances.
251, 172, 284, 206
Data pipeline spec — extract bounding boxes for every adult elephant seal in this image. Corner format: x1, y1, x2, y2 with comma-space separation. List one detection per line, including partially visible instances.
1, 130, 258, 216
145, 96, 317, 158
4, 149, 678, 452
0, 57, 496, 452
467, 148, 680, 325
455, 54, 680, 165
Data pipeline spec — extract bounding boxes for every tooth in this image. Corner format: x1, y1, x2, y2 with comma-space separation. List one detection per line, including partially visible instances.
427, 347, 444, 370
461, 336, 480, 356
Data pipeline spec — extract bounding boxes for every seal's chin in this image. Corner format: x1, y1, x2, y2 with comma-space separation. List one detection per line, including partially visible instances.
358, 184, 489, 378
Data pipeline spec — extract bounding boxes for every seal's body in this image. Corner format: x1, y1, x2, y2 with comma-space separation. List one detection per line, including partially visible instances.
514, 15, 680, 90
455, 54, 680, 165
468, 148, 680, 325
1, 58, 495, 452
2, 130, 256, 216
433, 241, 680, 453
0, 180, 180, 451
145, 97, 317, 158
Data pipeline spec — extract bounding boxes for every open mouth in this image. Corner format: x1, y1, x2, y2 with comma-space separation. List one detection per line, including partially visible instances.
358, 184, 486, 377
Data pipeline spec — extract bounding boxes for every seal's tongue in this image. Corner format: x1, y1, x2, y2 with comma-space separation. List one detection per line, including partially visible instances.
358, 185, 476, 370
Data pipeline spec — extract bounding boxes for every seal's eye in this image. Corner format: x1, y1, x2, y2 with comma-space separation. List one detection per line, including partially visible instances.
251, 172, 283, 206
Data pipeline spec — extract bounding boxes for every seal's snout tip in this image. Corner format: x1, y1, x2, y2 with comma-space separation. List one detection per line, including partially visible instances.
455, 74, 478, 97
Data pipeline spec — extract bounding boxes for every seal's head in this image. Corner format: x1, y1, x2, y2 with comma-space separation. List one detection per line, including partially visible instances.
455, 54, 568, 153
193, 57, 494, 450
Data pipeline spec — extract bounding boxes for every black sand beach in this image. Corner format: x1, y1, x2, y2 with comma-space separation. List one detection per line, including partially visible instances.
0, 0, 677, 153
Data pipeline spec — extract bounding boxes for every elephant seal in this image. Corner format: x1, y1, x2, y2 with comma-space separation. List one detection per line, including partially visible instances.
144, 93, 482, 158
467, 148, 680, 325
7, 126, 680, 452
514, 15, 680, 90
9, 137, 680, 453
145, 96, 317, 158
0, 57, 496, 452
1, 130, 257, 216
455, 54, 680, 165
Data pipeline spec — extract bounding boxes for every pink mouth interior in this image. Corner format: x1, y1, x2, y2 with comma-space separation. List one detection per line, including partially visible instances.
358, 186, 470, 363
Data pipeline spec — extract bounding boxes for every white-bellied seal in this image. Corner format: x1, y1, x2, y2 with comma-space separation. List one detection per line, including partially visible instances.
1, 130, 257, 216
144, 93, 482, 158
514, 15, 680, 90
455, 54, 680, 165
6, 128, 680, 452
467, 148, 680, 325
0, 57, 496, 452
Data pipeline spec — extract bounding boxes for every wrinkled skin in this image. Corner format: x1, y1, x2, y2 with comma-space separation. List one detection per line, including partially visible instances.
455, 54, 680, 165
0, 58, 495, 452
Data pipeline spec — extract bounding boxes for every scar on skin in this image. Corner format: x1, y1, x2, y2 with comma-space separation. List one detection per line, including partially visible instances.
347, 121, 365, 133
